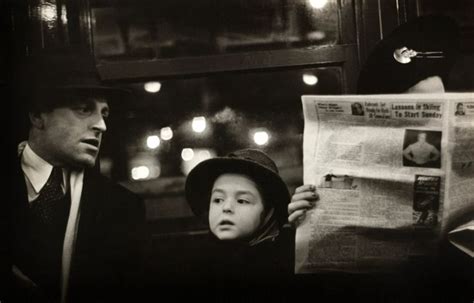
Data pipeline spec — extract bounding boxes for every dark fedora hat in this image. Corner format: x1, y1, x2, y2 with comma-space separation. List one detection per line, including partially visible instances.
185, 149, 291, 226
15, 54, 132, 112
357, 15, 460, 94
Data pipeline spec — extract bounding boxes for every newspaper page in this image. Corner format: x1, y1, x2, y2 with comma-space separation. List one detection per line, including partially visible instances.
296, 93, 474, 274
445, 96, 474, 257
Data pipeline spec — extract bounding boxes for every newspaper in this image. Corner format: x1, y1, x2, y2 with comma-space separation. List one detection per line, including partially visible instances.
296, 93, 474, 274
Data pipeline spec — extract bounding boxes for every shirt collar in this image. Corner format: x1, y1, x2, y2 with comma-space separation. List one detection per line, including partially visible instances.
21, 143, 55, 195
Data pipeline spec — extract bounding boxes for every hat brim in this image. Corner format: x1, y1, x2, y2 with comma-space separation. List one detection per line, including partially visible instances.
52, 85, 133, 103
185, 157, 291, 225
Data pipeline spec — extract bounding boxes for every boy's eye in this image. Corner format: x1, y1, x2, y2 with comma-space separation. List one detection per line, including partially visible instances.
212, 197, 224, 204
237, 199, 250, 204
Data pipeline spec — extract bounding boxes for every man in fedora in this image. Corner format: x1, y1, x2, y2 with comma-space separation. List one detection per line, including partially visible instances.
8, 55, 147, 303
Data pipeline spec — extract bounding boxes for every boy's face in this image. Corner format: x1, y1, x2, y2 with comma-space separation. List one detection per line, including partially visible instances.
208, 173, 264, 241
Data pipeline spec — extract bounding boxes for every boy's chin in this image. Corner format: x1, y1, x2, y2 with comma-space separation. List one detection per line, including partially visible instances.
215, 234, 238, 241
213, 230, 241, 241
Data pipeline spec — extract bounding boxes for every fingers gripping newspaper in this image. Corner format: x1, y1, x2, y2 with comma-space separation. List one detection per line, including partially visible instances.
296, 93, 474, 273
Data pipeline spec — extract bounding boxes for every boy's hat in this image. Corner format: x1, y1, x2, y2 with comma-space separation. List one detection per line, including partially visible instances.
185, 149, 291, 226
357, 15, 460, 94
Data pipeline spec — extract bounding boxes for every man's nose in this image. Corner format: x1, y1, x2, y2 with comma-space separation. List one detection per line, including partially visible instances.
92, 114, 107, 132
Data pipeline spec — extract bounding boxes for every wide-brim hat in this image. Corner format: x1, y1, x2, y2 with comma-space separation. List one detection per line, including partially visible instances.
357, 15, 460, 94
185, 149, 291, 226
14, 54, 132, 112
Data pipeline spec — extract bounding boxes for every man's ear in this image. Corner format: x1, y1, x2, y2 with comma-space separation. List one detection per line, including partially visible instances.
29, 112, 44, 129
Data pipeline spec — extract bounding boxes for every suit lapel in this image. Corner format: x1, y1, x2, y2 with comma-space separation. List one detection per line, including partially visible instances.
68, 169, 105, 293
72, 169, 103, 255
12, 160, 30, 235
11, 159, 32, 273
13, 160, 29, 208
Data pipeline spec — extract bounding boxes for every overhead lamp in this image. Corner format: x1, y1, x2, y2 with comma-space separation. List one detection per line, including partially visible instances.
303, 73, 319, 86
131, 166, 150, 180
144, 81, 162, 93
160, 127, 173, 141
181, 148, 195, 161
253, 130, 270, 146
192, 116, 207, 133
181, 148, 215, 176
309, 0, 328, 9
146, 135, 160, 149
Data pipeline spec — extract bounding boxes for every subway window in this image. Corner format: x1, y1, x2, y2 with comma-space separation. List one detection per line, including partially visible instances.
91, 0, 340, 61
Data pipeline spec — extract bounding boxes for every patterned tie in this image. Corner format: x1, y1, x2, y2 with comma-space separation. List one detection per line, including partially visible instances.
30, 166, 68, 224
28, 166, 71, 301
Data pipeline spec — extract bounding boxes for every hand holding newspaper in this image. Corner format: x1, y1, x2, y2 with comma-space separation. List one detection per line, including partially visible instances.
296, 93, 474, 274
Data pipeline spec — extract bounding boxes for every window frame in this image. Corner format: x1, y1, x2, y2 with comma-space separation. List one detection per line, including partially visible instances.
90, 0, 359, 93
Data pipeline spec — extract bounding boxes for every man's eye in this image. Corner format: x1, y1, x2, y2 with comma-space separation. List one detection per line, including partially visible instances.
75, 106, 92, 115
237, 199, 250, 204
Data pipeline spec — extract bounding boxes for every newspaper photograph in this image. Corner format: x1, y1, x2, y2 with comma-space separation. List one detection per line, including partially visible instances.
296, 93, 474, 274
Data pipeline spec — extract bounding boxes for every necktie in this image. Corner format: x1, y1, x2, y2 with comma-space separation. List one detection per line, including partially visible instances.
28, 166, 71, 301
30, 166, 68, 224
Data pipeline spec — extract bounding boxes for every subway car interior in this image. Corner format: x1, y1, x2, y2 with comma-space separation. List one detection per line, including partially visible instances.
4, 0, 474, 301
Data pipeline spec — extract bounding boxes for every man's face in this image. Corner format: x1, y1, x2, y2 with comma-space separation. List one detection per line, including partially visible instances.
35, 98, 109, 168
208, 173, 265, 241
457, 104, 464, 112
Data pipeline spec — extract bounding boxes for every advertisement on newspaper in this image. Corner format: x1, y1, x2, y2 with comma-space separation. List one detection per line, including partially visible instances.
296, 93, 474, 274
